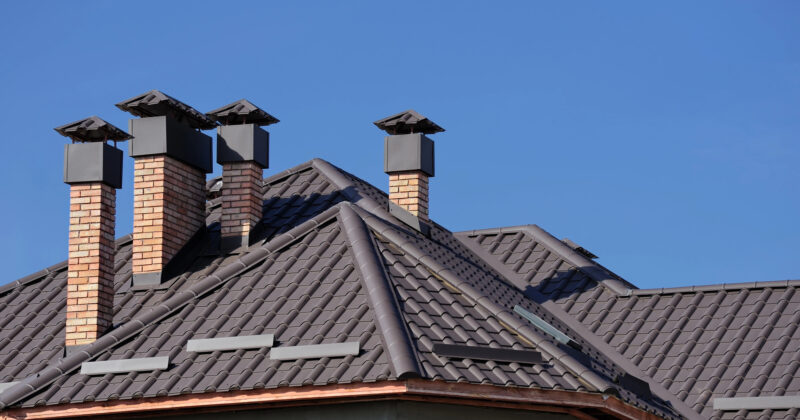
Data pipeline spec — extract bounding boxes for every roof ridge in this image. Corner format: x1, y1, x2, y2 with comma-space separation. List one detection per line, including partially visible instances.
625, 279, 800, 296
310, 159, 394, 221
0, 204, 343, 410
337, 204, 421, 378
455, 225, 633, 295
353, 206, 617, 395
453, 229, 704, 420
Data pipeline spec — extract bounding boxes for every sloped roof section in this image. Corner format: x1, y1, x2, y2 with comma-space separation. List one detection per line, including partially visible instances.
0, 158, 683, 419
457, 226, 800, 420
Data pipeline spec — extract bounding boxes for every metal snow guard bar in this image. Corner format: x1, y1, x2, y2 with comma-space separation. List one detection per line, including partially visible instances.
187, 334, 275, 353
269, 342, 360, 361
80, 356, 169, 376
714, 395, 800, 411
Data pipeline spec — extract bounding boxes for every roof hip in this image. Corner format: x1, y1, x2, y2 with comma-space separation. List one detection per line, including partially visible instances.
351, 206, 616, 395
338, 204, 422, 378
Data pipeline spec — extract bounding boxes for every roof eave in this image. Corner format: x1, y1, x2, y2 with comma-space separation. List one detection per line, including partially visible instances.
0, 379, 667, 420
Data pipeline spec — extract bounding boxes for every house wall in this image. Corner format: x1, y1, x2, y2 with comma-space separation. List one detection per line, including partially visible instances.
149, 401, 579, 420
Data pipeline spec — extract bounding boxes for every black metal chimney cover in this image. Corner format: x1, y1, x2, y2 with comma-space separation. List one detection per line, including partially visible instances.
374, 109, 444, 135
54, 116, 132, 143
115, 90, 217, 130
206, 99, 279, 126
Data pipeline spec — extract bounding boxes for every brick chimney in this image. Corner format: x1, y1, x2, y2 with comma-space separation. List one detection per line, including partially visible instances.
374, 110, 444, 221
207, 99, 279, 253
116, 90, 216, 286
55, 116, 130, 347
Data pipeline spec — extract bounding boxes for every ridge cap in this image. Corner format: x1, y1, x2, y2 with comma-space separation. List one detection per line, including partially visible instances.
337, 204, 421, 378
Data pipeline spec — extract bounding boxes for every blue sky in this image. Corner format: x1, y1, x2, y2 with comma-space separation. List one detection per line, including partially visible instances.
0, 1, 797, 288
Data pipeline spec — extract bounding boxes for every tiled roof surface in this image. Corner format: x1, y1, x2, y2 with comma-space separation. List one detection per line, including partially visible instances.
0, 159, 680, 419
456, 226, 800, 420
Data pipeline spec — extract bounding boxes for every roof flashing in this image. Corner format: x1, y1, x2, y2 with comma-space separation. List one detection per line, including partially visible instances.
388, 202, 431, 236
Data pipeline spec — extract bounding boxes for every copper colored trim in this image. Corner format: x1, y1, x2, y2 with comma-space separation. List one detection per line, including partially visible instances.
1, 380, 664, 420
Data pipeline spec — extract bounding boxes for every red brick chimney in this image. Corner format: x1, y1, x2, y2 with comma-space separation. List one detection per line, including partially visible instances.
374, 110, 444, 221
116, 90, 216, 286
207, 99, 278, 252
55, 116, 130, 347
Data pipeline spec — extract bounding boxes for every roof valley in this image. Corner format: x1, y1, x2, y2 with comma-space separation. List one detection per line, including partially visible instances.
351, 205, 617, 395
453, 229, 705, 420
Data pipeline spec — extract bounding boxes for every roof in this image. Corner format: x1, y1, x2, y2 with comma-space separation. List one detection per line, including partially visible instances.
0, 158, 795, 419
456, 226, 800, 420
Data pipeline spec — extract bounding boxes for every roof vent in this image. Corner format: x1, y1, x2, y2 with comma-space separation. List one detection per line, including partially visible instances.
561, 238, 598, 259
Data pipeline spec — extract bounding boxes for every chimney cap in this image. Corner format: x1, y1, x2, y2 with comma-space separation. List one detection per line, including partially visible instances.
115, 90, 217, 130
54, 116, 132, 143
374, 109, 445, 135
206, 99, 279, 126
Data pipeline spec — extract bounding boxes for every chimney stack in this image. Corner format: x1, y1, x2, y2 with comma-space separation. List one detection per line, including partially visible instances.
116, 90, 216, 286
207, 99, 278, 253
374, 110, 444, 221
56, 116, 130, 347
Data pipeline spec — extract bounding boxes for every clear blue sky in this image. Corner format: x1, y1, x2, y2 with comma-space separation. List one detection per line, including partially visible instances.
0, 1, 797, 288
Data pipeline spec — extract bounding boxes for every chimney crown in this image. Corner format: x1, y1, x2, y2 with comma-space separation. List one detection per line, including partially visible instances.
54, 116, 131, 143
207, 99, 279, 126
116, 90, 217, 130
374, 109, 444, 135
